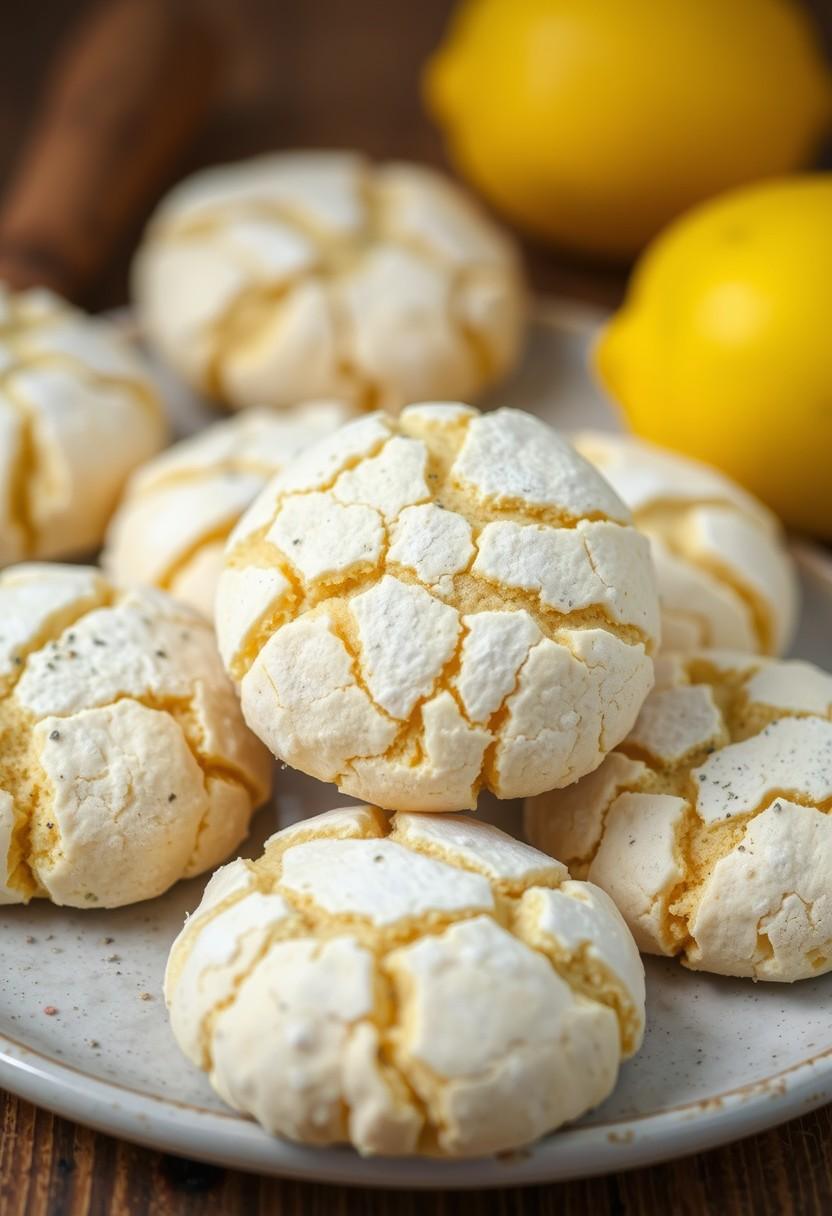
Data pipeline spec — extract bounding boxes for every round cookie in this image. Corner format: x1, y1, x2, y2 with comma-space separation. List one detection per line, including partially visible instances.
574, 431, 798, 655
216, 403, 660, 810
0, 286, 167, 564
131, 151, 526, 413
165, 804, 645, 1157
103, 401, 352, 618
525, 651, 832, 981
0, 564, 271, 908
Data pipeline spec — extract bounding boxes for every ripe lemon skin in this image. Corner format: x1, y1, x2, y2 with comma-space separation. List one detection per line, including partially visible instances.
425, 0, 832, 259
596, 175, 832, 539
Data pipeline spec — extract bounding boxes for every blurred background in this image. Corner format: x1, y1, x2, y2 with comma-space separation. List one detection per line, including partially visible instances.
3, 0, 830, 311
1, 0, 831, 535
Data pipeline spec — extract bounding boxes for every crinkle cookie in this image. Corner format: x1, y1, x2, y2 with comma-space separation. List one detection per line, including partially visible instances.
165, 805, 645, 1157
103, 401, 352, 618
0, 564, 271, 908
0, 286, 167, 564
216, 404, 660, 810
131, 151, 526, 413
525, 652, 832, 981
574, 431, 798, 655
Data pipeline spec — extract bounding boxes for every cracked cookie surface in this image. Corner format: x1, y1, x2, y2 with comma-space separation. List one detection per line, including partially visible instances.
104, 401, 352, 618
0, 286, 167, 564
131, 151, 526, 413
525, 651, 832, 981
216, 403, 660, 810
575, 431, 798, 655
165, 804, 645, 1157
0, 564, 271, 908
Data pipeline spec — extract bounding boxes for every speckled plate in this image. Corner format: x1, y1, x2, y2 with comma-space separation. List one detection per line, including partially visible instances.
1, 304, 830, 1189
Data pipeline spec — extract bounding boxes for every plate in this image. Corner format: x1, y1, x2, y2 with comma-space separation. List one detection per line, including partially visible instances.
1, 304, 830, 1189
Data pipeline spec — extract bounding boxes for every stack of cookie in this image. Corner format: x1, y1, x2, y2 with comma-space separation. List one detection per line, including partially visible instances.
1, 150, 827, 1161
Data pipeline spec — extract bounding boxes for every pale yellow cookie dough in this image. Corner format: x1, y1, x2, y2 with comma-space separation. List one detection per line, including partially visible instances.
526, 651, 832, 981
0, 564, 271, 908
132, 151, 526, 412
0, 286, 167, 564
216, 403, 660, 811
165, 805, 645, 1157
575, 431, 798, 654
103, 401, 352, 618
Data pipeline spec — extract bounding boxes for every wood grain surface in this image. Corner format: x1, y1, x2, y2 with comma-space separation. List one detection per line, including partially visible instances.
2, 1094, 831, 1216
1, 2, 831, 1213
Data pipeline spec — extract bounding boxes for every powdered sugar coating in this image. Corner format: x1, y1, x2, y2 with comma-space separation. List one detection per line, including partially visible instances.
526, 651, 832, 981
165, 805, 644, 1156
132, 152, 526, 413
0, 287, 166, 564
0, 564, 271, 908
217, 404, 660, 810
104, 402, 351, 617
575, 431, 798, 655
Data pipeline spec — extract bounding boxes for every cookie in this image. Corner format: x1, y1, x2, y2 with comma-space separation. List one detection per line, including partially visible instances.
575, 431, 798, 654
165, 805, 644, 1156
132, 151, 526, 412
0, 564, 271, 908
525, 651, 832, 980
103, 401, 351, 617
0, 286, 167, 563
216, 404, 660, 810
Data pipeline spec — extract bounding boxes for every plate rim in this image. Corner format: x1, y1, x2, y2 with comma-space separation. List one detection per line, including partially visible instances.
1, 541, 830, 1190
1, 1003, 830, 1189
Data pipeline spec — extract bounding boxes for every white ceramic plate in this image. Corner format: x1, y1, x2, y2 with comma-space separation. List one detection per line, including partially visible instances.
1, 304, 830, 1189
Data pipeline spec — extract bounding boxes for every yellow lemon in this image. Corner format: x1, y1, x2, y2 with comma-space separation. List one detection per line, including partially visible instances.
596, 174, 832, 539
425, 0, 832, 259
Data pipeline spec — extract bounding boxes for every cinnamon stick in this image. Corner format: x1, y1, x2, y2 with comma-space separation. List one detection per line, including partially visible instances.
0, 0, 221, 299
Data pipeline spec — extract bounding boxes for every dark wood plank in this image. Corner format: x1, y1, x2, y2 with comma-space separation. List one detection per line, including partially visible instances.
1, 1092, 831, 1215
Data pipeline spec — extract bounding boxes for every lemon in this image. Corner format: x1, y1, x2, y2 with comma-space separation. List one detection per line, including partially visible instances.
596, 175, 832, 539
425, 0, 832, 259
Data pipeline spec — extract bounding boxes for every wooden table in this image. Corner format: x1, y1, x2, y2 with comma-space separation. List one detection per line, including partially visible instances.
1, 2, 830, 1212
